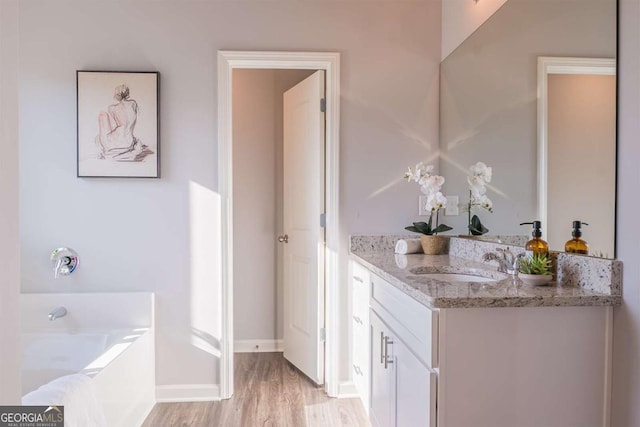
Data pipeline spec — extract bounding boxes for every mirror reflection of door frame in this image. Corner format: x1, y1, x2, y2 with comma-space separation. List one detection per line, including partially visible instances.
537, 56, 616, 248
217, 51, 341, 400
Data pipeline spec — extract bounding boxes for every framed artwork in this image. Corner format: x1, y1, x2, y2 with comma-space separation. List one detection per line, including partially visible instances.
77, 71, 160, 178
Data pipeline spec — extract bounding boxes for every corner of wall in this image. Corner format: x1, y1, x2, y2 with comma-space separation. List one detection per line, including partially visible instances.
441, 0, 509, 60
0, 0, 22, 405
611, 0, 640, 425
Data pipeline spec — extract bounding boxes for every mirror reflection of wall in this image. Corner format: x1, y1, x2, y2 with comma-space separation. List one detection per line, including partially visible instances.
439, 0, 616, 255
542, 60, 616, 257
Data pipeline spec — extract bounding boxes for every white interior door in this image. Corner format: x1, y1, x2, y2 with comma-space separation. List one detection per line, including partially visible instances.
282, 70, 325, 384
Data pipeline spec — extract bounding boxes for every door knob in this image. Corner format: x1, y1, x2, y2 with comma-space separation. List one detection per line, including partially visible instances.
278, 234, 289, 243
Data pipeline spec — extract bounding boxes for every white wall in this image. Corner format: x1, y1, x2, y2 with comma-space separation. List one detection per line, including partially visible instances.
441, 0, 508, 60
17, 0, 441, 392
547, 74, 616, 255
233, 69, 278, 343
0, 0, 21, 405
612, 0, 640, 424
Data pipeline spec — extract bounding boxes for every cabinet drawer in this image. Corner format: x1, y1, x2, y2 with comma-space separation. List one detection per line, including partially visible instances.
353, 263, 370, 299
353, 261, 371, 320
370, 273, 438, 368
352, 318, 370, 412
353, 359, 368, 405
353, 261, 370, 284
353, 286, 369, 321
353, 318, 368, 369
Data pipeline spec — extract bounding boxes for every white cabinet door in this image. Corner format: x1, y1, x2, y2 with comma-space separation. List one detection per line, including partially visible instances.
369, 311, 395, 427
394, 335, 436, 427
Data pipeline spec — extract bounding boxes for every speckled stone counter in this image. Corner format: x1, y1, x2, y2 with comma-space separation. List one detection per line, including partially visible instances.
352, 251, 622, 309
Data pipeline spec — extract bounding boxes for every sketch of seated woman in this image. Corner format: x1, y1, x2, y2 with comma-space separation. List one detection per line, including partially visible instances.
95, 84, 153, 161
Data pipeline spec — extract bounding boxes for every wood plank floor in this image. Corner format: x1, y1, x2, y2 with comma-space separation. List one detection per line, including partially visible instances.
142, 352, 370, 427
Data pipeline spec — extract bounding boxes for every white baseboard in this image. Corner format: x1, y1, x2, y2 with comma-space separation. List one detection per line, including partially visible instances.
234, 339, 283, 353
337, 381, 359, 398
155, 384, 220, 402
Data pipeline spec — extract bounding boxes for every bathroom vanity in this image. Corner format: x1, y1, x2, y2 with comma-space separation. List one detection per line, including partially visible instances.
350, 236, 621, 427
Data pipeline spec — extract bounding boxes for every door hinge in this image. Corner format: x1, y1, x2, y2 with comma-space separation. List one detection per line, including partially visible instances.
320, 98, 326, 113
320, 327, 326, 341
320, 213, 326, 228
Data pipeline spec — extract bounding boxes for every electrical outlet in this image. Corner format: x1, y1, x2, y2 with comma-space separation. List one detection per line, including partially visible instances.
445, 196, 459, 216
418, 196, 429, 216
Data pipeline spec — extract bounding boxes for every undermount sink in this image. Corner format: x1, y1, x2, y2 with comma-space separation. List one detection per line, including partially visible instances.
418, 273, 497, 283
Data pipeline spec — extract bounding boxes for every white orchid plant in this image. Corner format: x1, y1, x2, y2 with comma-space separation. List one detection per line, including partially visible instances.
466, 162, 493, 235
403, 163, 453, 236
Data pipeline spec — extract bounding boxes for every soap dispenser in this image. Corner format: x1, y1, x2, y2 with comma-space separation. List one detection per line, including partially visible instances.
565, 221, 589, 255
520, 221, 549, 257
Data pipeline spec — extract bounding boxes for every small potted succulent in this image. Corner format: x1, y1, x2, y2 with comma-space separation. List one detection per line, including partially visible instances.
404, 163, 453, 255
518, 253, 553, 286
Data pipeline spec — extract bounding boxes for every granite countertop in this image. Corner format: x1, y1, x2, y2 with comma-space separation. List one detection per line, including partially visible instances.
352, 251, 622, 309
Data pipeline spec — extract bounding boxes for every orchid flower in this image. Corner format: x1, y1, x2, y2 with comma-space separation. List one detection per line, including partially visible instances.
403, 163, 452, 235
466, 162, 494, 235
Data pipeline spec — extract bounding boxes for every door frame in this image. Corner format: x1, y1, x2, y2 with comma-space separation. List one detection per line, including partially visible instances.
536, 56, 616, 241
217, 51, 341, 399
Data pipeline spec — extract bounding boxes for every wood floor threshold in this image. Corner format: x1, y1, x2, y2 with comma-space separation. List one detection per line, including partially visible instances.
142, 352, 370, 426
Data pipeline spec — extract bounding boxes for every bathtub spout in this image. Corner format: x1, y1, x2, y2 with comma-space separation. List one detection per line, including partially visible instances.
48, 306, 67, 321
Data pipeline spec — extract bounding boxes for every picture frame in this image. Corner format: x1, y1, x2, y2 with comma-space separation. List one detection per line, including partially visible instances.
76, 70, 160, 178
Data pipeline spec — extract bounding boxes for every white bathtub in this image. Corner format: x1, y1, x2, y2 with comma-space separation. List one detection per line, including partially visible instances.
21, 292, 155, 427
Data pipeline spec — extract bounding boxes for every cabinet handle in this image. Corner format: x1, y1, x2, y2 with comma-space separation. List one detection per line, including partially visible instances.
384, 336, 394, 369
353, 364, 362, 376
380, 332, 385, 364
353, 315, 362, 324
353, 276, 364, 283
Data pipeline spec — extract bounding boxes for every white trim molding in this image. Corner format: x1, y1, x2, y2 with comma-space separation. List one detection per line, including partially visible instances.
156, 384, 221, 402
603, 306, 613, 427
217, 51, 341, 399
234, 339, 284, 353
536, 56, 616, 239
337, 381, 359, 398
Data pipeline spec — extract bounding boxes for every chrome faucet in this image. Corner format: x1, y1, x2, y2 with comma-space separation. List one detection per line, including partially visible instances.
48, 307, 67, 321
482, 248, 525, 275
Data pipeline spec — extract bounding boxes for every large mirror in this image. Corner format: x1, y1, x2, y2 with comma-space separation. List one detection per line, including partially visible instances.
439, 0, 617, 257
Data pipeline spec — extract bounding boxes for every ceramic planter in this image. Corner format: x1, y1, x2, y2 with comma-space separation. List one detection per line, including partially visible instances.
518, 273, 553, 286
420, 235, 448, 255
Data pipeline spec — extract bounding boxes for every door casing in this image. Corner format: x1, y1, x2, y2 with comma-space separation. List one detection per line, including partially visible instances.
217, 51, 341, 399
